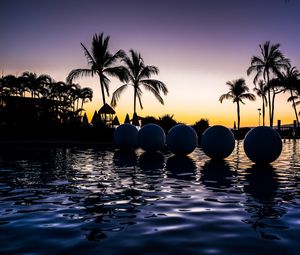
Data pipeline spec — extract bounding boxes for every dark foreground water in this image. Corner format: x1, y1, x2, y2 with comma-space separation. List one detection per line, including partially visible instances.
0, 140, 300, 255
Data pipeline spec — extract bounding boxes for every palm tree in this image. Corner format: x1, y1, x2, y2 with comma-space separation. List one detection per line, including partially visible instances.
281, 66, 300, 127
66, 33, 127, 107
219, 78, 256, 130
247, 41, 290, 127
111, 49, 168, 115
80, 87, 93, 110
22, 72, 52, 98
253, 80, 268, 126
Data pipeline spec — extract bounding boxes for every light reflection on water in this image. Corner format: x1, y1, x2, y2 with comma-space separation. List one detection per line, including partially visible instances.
0, 140, 300, 254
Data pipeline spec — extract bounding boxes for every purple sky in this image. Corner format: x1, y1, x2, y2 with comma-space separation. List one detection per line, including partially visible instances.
1, 0, 300, 125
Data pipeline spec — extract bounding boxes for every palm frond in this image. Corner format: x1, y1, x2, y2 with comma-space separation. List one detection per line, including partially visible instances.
141, 79, 168, 95
103, 66, 128, 83
219, 93, 234, 103
239, 93, 256, 101
111, 84, 128, 107
139, 65, 159, 79
80, 43, 96, 67
66, 69, 95, 84
142, 84, 164, 105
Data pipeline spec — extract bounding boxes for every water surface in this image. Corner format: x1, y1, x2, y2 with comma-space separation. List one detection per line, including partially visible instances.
0, 140, 300, 254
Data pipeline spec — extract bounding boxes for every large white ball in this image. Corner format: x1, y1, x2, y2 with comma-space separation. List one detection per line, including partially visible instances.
244, 126, 282, 164
167, 124, 198, 155
114, 124, 138, 149
138, 124, 166, 152
201, 125, 235, 160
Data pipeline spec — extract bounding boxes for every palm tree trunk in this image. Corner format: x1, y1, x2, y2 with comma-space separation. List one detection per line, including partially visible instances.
262, 97, 265, 126
290, 89, 299, 128
266, 72, 272, 127
99, 75, 106, 122
99, 75, 106, 105
237, 101, 240, 130
271, 88, 276, 128
133, 86, 137, 115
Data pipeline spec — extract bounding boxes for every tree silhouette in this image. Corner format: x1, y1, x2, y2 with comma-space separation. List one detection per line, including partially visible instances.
22, 72, 52, 98
66, 33, 127, 107
253, 80, 268, 126
281, 66, 300, 127
219, 78, 256, 130
247, 41, 290, 127
111, 49, 168, 115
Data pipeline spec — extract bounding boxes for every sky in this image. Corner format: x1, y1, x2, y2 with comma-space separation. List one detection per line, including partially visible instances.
1, 0, 300, 127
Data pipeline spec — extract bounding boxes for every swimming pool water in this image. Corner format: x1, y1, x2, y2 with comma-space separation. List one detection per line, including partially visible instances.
0, 140, 300, 254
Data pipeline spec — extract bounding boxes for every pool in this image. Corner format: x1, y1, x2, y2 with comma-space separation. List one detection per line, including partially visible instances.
0, 140, 300, 254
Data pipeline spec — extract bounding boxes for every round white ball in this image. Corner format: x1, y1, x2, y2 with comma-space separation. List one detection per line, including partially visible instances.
167, 124, 198, 155
244, 126, 282, 164
114, 124, 138, 149
201, 125, 235, 160
138, 124, 166, 152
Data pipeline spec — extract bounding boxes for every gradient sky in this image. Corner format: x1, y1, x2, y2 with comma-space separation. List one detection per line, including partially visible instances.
1, 0, 300, 127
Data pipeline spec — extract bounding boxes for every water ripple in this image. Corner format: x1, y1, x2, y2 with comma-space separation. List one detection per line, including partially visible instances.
0, 141, 300, 254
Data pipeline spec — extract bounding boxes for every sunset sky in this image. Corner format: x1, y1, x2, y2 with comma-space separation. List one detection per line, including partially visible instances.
1, 0, 300, 127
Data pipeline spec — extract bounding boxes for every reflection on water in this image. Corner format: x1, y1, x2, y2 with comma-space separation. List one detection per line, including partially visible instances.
201, 159, 235, 189
166, 155, 197, 180
0, 141, 300, 254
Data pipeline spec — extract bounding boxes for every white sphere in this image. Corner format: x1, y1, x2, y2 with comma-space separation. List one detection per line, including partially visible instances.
244, 126, 282, 164
167, 124, 198, 155
138, 124, 166, 152
201, 125, 235, 160
114, 124, 138, 149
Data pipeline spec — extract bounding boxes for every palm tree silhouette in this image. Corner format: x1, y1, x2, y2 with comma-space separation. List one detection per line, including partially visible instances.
80, 87, 93, 110
247, 41, 290, 127
254, 80, 268, 126
219, 78, 256, 130
22, 72, 52, 98
281, 66, 300, 127
66, 33, 127, 107
111, 49, 168, 115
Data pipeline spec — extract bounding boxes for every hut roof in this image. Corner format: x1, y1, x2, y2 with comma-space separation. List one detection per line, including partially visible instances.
124, 114, 130, 124
99, 103, 115, 114
112, 116, 120, 125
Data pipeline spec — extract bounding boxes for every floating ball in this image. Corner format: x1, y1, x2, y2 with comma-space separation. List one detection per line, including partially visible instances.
201, 125, 235, 160
244, 126, 282, 164
138, 124, 166, 152
114, 124, 138, 149
167, 124, 198, 155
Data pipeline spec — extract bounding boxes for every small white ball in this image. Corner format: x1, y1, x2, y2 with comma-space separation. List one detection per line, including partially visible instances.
138, 124, 166, 152
201, 125, 235, 160
244, 126, 282, 164
167, 124, 198, 155
114, 124, 138, 149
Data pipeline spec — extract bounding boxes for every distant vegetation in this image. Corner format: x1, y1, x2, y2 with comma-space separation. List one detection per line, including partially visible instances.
0, 72, 93, 128
221, 40, 300, 130
247, 41, 299, 128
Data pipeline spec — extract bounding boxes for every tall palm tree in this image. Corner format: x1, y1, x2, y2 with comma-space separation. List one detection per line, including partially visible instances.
247, 41, 290, 127
253, 80, 268, 126
219, 78, 256, 130
66, 33, 127, 107
111, 50, 168, 115
281, 66, 300, 127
